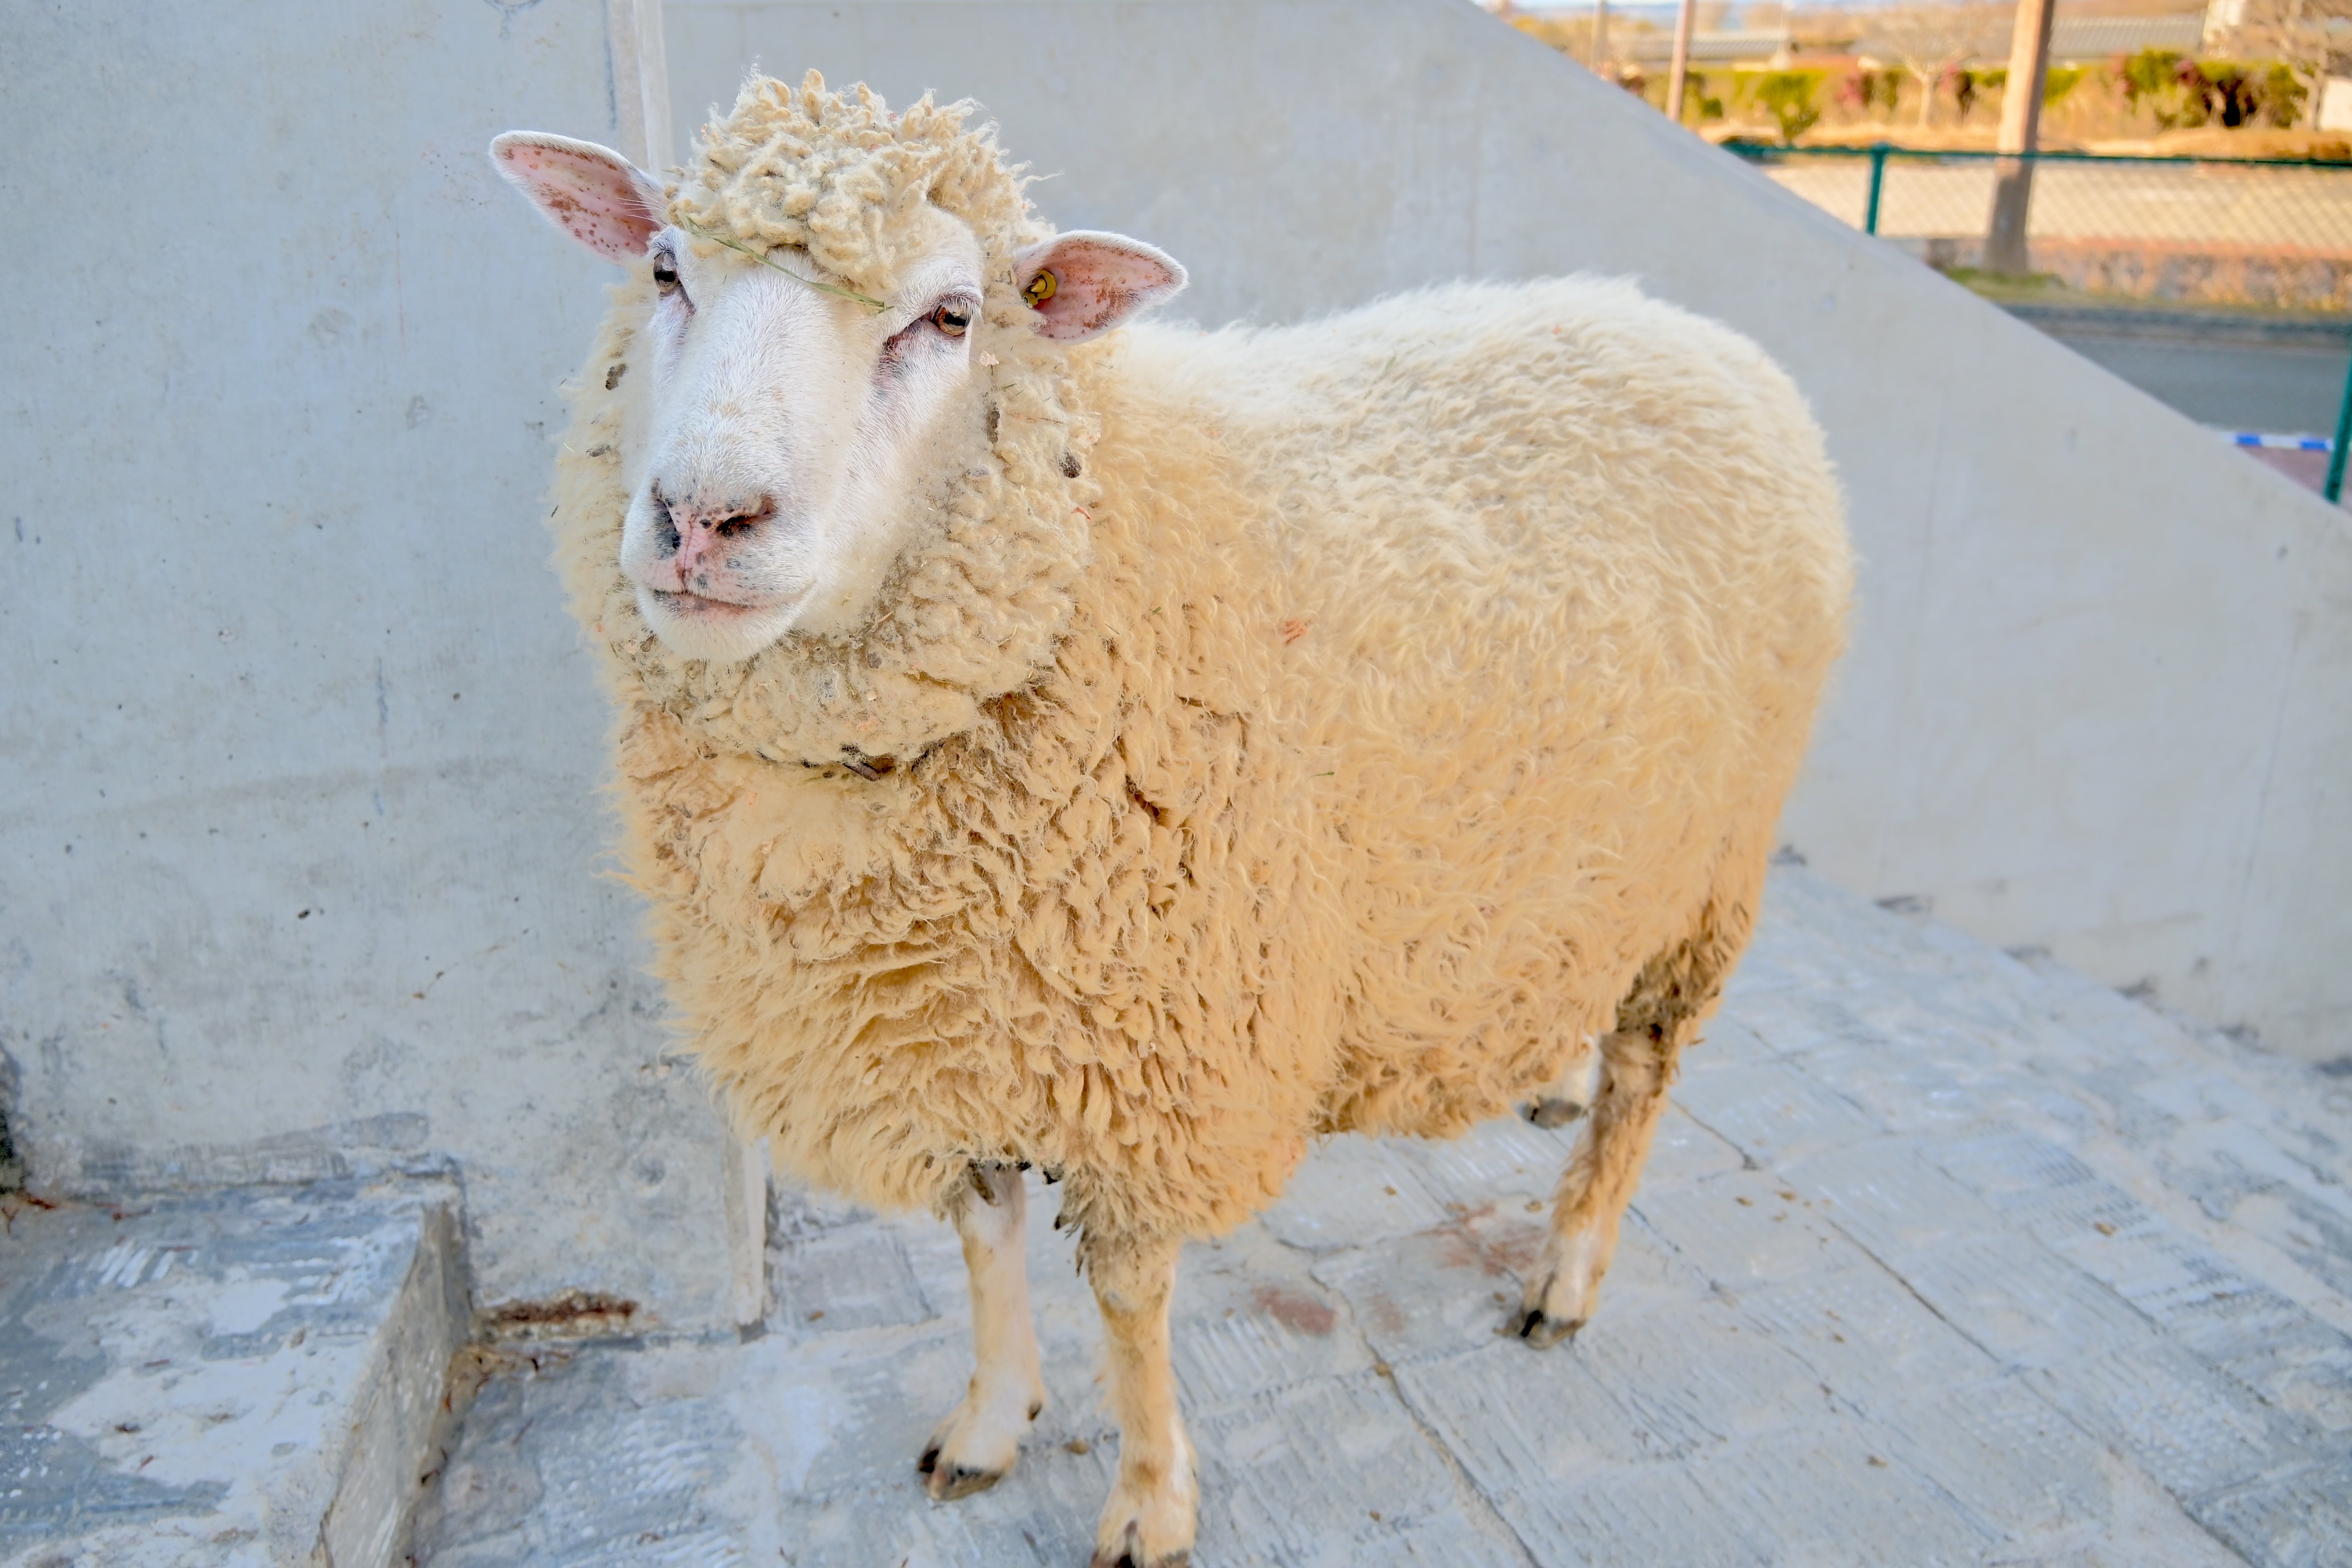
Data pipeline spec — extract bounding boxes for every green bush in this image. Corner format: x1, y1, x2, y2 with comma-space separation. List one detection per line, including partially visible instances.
1670, 69, 1729, 124
1754, 69, 1827, 144
2113, 50, 2308, 129
2042, 65, 2087, 109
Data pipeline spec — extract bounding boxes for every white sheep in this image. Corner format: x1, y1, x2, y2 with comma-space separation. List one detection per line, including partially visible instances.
492, 72, 1848, 1568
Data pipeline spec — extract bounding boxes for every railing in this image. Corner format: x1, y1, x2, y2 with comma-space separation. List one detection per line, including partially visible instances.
1730, 144, 2352, 258
1729, 144, 2352, 499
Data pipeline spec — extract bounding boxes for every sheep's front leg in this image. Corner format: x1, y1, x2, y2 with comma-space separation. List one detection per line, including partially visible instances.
1086, 1232, 1195, 1568
920, 1162, 1046, 1500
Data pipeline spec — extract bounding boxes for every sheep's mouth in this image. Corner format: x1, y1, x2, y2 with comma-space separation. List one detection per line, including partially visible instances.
649, 587, 765, 619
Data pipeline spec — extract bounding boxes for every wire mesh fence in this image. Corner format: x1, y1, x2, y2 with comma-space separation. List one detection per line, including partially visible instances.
1731, 145, 2352, 314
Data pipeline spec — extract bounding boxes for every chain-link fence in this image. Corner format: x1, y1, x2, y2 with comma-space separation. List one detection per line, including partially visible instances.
1732, 145, 2352, 315
1731, 144, 2352, 497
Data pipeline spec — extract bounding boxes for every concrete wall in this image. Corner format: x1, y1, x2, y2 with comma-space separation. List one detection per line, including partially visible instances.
0, 0, 739, 1327
667, 0, 2352, 1061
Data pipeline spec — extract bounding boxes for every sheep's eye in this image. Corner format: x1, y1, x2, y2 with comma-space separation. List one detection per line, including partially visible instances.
652, 253, 680, 294
929, 302, 972, 337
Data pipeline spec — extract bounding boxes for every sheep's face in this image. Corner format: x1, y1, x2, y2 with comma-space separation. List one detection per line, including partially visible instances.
491, 130, 1187, 668
613, 203, 991, 662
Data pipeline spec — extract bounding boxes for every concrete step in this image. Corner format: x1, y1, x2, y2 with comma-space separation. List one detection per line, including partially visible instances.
411, 869, 2352, 1567
0, 1178, 467, 1568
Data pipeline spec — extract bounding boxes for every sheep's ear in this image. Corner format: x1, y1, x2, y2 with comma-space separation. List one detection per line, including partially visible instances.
1012, 232, 1187, 343
489, 132, 665, 263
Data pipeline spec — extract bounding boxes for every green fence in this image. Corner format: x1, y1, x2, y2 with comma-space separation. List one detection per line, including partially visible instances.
1729, 144, 2352, 246
1729, 144, 2352, 498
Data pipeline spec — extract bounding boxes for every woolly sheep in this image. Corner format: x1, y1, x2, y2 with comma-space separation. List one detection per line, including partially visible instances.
492, 72, 1850, 1568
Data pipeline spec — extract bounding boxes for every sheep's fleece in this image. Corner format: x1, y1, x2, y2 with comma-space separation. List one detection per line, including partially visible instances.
549, 74, 1853, 1249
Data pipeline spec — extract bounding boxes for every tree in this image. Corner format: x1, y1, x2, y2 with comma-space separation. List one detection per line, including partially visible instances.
1866, 4, 2005, 125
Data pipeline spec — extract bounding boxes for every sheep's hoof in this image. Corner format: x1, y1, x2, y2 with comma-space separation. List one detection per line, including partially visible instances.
1090, 1480, 1196, 1568
1523, 1096, 1586, 1129
1515, 1306, 1584, 1349
917, 1444, 1007, 1501
1089, 1539, 1190, 1568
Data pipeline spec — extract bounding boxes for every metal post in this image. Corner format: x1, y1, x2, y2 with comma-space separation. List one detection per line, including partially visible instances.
1667, 0, 1699, 124
1591, 0, 1610, 78
1864, 143, 1888, 234
2327, 339, 2352, 504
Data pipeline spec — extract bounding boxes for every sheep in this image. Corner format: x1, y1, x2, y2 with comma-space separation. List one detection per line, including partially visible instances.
491, 71, 1849, 1568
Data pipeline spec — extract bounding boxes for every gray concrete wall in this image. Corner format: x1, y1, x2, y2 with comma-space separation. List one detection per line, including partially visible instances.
668, 0, 2352, 1061
0, 1, 737, 1326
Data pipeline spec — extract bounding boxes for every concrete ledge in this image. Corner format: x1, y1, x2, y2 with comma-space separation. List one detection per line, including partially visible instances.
0, 1178, 469, 1568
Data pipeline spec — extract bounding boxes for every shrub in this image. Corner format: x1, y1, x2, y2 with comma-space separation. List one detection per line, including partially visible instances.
2111, 50, 2309, 129
1755, 69, 1828, 142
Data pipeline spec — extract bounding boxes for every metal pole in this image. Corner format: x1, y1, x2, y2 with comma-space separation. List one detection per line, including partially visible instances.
1591, 0, 1610, 78
1986, 0, 2058, 274
1864, 143, 1888, 234
2327, 338, 2352, 504
1667, 0, 1699, 123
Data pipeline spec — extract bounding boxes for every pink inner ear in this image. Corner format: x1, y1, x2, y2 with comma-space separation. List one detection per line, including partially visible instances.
498, 141, 660, 262
1026, 239, 1182, 342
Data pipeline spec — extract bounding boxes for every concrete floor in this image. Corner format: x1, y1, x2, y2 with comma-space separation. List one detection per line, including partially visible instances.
412, 867, 2352, 1567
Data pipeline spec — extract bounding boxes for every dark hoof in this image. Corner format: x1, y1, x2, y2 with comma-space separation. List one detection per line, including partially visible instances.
1091, 1520, 1191, 1568
1516, 1307, 1583, 1349
919, 1447, 1006, 1501
1523, 1096, 1585, 1129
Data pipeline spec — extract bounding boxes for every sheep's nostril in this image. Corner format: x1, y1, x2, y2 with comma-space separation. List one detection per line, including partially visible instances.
714, 497, 777, 538
651, 490, 774, 574
649, 487, 682, 558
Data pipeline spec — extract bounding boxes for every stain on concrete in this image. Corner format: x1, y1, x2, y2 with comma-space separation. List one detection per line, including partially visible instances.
1249, 1283, 1336, 1337
476, 1290, 639, 1343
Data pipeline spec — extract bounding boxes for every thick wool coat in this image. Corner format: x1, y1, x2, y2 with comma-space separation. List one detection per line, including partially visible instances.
544, 76, 1852, 1248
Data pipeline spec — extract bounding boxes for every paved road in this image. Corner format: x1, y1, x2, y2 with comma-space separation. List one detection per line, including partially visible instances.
413, 868, 2352, 1567
2011, 312, 2352, 437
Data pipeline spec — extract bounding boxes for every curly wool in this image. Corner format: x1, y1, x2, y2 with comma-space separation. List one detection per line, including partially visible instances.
545, 76, 1852, 1248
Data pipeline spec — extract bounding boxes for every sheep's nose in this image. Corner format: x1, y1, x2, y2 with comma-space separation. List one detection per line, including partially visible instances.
656, 487, 777, 577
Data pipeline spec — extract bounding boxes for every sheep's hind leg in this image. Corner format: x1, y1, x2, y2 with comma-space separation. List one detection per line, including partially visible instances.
1522, 1038, 1601, 1129
1518, 1025, 1675, 1346
920, 1162, 1046, 1500
1085, 1231, 1195, 1568
1521, 866, 1759, 1347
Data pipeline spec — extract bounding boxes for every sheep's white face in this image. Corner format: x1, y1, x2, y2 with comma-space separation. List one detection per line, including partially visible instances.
491, 133, 1186, 666
616, 205, 989, 660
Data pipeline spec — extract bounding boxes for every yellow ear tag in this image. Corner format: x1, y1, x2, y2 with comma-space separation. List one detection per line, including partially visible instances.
1023, 270, 1059, 307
